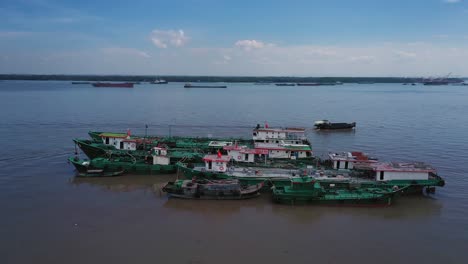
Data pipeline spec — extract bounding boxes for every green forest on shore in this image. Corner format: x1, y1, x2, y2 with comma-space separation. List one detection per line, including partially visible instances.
0, 74, 451, 83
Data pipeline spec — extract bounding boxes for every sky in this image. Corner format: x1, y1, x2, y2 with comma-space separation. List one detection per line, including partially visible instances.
1, 0, 468, 76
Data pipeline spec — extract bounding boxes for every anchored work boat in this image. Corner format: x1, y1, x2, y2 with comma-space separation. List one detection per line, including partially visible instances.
162, 179, 264, 200
314, 120, 356, 130
272, 177, 403, 206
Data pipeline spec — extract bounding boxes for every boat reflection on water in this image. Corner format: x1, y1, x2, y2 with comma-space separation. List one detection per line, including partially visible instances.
270, 194, 443, 224
162, 193, 271, 217
70, 174, 177, 194
70, 174, 443, 222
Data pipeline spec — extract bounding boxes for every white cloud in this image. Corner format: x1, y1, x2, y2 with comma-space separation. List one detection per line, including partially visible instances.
4, 42, 468, 76
394, 50, 417, 58
151, 29, 189, 48
349, 55, 376, 63
235, 40, 273, 51
443, 0, 461, 3
102, 47, 150, 58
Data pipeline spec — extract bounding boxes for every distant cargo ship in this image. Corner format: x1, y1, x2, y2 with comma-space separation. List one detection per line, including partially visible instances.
184, 83, 227, 88
92, 82, 134, 88
275, 83, 296, 86
297, 82, 340, 86
296, 83, 320, 86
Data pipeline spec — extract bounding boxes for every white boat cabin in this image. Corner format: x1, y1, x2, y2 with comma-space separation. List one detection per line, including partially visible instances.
202, 154, 231, 172
252, 125, 306, 141
99, 133, 137, 150
152, 147, 170, 165
328, 152, 378, 170
371, 162, 436, 181
223, 145, 268, 163
254, 143, 312, 159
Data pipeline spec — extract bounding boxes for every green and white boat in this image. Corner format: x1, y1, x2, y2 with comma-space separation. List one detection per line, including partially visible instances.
326, 151, 445, 193
177, 152, 445, 195
69, 147, 202, 177
272, 177, 404, 206
78, 131, 253, 159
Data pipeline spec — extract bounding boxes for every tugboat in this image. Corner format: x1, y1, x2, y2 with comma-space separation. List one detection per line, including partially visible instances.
162, 179, 264, 200
314, 120, 356, 130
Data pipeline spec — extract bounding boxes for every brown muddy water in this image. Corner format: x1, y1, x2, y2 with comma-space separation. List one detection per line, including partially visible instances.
0, 81, 467, 263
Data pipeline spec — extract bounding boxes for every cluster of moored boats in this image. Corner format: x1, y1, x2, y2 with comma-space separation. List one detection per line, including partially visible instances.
69, 124, 444, 206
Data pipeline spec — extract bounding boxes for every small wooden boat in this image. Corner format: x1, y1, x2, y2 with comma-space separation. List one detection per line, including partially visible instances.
162, 179, 264, 200
92, 82, 134, 88
314, 120, 356, 130
184, 83, 227, 88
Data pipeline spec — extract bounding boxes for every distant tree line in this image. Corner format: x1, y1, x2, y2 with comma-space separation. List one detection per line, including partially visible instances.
0, 74, 462, 83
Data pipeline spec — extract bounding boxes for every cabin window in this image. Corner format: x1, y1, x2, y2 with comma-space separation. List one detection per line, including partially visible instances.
380, 171, 384, 180
244, 154, 248, 161
208, 161, 212, 170
345, 162, 348, 169
336, 161, 341, 169
276, 141, 279, 143
120, 142, 124, 149
105, 137, 109, 144
253, 132, 257, 136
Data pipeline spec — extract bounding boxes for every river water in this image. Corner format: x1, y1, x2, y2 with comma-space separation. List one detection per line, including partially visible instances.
0, 81, 467, 263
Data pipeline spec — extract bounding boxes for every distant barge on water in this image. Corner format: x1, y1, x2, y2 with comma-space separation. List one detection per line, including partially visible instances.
184, 83, 227, 88
92, 82, 134, 88
314, 120, 356, 130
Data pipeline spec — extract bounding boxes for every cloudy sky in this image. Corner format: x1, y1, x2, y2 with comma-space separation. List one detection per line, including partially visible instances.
1, 0, 468, 76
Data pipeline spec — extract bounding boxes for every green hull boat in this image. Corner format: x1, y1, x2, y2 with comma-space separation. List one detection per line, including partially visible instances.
272, 177, 403, 206
162, 179, 264, 200
68, 157, 125, 177
69, 156, 177, 176
175, 162, 439, 195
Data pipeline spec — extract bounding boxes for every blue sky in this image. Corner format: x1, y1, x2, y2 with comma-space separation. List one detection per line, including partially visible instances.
1, 0, 468, 76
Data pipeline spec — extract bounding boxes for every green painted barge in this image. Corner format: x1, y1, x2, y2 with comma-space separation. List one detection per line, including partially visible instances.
69, 147, 202, 177
176, 152, 445, 194
272, 177, 403, 206
162, 179, 264, 200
